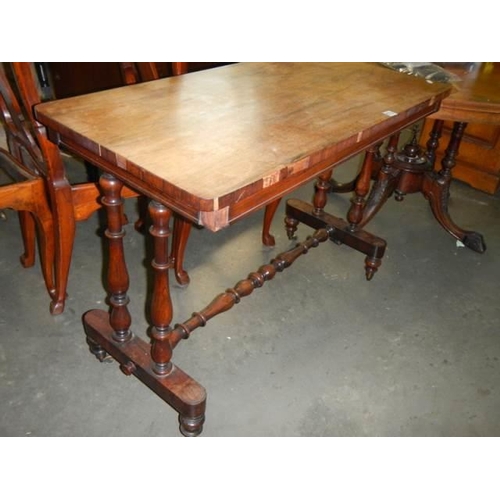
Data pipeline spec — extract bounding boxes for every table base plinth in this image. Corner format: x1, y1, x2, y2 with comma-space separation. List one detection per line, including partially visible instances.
83, 309, 206, 437
286, 198, 387, 280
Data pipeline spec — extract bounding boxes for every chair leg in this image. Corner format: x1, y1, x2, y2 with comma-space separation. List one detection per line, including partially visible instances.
46, 189, 75, 314
262, 199, 281, 247
18, 211, 36, 268
170, 216, 192, 286
0, 180, 56, 301
37, 138, 77, 315
30, 183, 56, 299
134, 196, 149, 232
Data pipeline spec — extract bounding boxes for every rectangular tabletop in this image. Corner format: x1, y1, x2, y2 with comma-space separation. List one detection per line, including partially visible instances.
35, 62, 451, 231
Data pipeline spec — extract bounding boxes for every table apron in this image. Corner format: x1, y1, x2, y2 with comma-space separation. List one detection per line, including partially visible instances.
47, 99, 441, 232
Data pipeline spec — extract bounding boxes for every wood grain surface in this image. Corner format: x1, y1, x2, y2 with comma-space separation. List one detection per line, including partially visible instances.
36, 63, 451, 230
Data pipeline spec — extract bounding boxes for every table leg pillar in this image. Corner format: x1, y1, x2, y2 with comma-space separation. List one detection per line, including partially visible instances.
425, 119, 444, 169
422, 121, 486, 252
347, 143, 380, 230
358, 134, 401, 227
148, 200, 174, 376
87, 173, 131, 361
313, 169, 333, 215
101, 173, 132, 343
83, 195, 206, 436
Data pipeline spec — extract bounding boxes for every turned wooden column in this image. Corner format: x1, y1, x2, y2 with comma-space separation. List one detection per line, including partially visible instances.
425, 119, 444, 169
313, 169, 333, 215
438, 121, 467, 180
347, 141, 390, 231
100, 173, 132, 343
148, 200, 174, 376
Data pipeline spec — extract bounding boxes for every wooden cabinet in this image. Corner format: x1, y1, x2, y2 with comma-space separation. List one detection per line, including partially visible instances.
421, 118, 500, 194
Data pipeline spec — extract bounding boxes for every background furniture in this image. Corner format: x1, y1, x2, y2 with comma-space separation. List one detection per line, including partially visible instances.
4, 62, 194, 312
45, 63, 232, 98
420, 62, 500, 194
7, 63, 139, 314
0, 70, 55, 299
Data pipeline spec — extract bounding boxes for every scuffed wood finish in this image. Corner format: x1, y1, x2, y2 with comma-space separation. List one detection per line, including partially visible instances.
36, 63, 451, 232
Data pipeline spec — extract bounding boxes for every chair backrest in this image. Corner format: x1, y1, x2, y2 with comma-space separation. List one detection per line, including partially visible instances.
0, 66, 45, 179
119, 62, 188, 85
172, 62, 188, 76
6, 62, 68, 185
119, 62, 161, 85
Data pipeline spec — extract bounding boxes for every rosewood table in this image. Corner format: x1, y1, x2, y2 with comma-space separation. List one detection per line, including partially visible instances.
35, 63, 451, 436
338, 63, 500, 255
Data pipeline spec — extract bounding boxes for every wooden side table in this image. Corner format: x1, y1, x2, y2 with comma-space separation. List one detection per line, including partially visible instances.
421, 62, 500, 194
330, 63, 498, 257
34, 63, 451, 436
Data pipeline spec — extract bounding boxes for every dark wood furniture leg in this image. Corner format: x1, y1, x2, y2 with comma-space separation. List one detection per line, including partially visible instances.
347, 143, 383, 231
171, 215, 192, 286
324, 125, 486, 258
83, 176, 206, 436
284, 167, 387, 280
329, 142, 383, 194
261, 198, 281, 247
422, 121, 486, 252
425, 119, 444, 169
18, 211, 36, 268
1, 179, 56, 299
355, 135, 401, 228
43, 138, 76, 315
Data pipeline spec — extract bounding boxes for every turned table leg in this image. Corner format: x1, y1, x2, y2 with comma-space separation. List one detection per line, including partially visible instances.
148, 200, 174, 376
358, 135, 401, 228
347, 144, 380, 231
262, 198, 281, 247
422, 121, 486, 252
83, 191, 206, 436
425, 119, 444, 169
148, 200, 205, 435
87, 173, 131, 361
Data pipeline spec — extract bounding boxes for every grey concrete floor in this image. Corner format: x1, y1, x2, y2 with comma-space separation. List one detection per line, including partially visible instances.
1, 153, 499, 437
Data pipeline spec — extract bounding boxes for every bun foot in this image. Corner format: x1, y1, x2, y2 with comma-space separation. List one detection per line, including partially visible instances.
179, 414, 205, 437
86, 337, 113, 363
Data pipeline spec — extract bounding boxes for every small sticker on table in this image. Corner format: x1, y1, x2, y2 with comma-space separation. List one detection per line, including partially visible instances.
383, 110, 398, 117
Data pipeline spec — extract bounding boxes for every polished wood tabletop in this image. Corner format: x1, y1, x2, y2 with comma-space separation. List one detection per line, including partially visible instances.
35, 62, 450, 231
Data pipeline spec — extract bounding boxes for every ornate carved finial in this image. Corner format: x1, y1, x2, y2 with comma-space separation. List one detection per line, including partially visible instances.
396, 126, 427, 166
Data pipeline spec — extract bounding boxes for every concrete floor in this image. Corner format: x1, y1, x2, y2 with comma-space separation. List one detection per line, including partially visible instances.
1, 150, 499, 437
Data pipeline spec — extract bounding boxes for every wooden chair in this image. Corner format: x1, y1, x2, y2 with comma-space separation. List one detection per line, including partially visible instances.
0, 69, 55, 299
6, 62, 139, 314
7, 62, 193, 316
